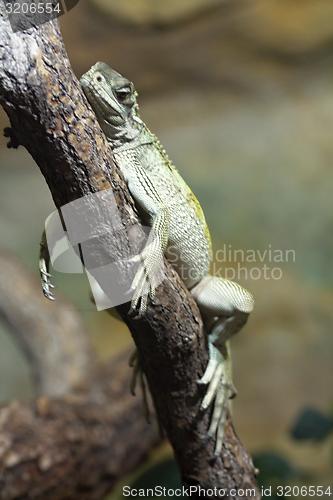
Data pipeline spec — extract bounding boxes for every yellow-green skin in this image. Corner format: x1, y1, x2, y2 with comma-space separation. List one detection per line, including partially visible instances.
113, 126, 213, 290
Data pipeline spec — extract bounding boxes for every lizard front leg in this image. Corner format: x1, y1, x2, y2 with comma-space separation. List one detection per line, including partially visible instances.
191, 275, 254, 455
126, 165, 170, 316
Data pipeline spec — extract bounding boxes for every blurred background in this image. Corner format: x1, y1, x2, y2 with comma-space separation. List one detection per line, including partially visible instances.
0, 0, 332, 497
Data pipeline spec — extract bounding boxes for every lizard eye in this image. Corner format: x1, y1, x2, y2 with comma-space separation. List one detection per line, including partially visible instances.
95, 73, 104, 83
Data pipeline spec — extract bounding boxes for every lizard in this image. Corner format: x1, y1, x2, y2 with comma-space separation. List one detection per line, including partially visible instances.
39, 62, 254, 455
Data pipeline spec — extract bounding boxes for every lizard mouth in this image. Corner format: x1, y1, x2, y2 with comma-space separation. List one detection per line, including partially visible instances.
103, 115, 124, 127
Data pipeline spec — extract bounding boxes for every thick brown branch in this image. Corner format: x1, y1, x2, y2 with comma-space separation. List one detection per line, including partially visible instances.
0, 10, 259, 498
0, 350, 160, 500
0, 252, 160, 498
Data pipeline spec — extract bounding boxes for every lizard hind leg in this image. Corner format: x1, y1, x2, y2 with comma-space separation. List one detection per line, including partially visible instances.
129, 349, 151, 423
191, 275, 254, 455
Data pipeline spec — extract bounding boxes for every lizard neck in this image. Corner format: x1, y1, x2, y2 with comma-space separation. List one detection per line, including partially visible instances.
102, 114, 143, 150
110, 122, 155, 153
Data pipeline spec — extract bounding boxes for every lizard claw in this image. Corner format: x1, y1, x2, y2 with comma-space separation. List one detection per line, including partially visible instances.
129, 261, 157, 317
129, 231, 163, 316
41, 270, 52, 278
198, 341, 235, 455
39, 259, 56, 301
129, 287, 149, 317
41, 279, 56, 301
44, 290, 56, 301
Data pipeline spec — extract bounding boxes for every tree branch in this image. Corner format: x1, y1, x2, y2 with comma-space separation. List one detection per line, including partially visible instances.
0, 250, 93, 395
0, 10, 259, 497
0, 350, 160, 500
0, 251, 160, 498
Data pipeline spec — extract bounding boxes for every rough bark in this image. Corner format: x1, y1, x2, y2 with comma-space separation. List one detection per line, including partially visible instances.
0, 251, 160, 499
0, 9, 260, 498
0, 352, 160, 500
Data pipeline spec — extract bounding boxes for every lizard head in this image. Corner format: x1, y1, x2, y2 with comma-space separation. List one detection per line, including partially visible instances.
80, 62, 142, 146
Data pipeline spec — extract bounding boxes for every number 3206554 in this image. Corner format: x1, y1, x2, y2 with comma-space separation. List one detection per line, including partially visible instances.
5, 3, 61, 15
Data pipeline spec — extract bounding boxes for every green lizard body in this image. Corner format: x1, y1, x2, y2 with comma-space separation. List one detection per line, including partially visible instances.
113, 124, 213, 290
39, 62, 254, 455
